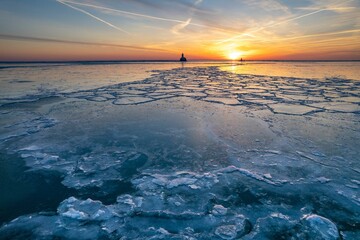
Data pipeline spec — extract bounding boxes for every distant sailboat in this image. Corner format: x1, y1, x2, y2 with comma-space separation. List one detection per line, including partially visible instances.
180, 53, 187, 62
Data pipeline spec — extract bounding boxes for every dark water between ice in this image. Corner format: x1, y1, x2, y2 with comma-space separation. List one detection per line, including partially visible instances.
0, 61, 359, 239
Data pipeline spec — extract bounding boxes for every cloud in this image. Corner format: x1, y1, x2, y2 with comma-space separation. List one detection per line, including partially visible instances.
119, 0, 160, 9
59, 0, 240, 34
243, 0, 290, 13
303, 0, 358, 13
194, 0, 203, 5
114, 0, 207, 12
216, 0, 356, 44
295, 6, 356, 13
243, 29, 360, 43
274, 29, 360, 41
0, 34, 171, 52
60, 0, 191, 24
171, 18, 192, 34
56, 0, 130, 34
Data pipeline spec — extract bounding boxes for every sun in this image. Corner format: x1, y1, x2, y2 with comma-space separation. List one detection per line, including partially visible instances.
228, 51, 242, 60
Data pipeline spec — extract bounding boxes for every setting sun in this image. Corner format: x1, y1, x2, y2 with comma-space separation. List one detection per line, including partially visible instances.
228, 51, 242, 60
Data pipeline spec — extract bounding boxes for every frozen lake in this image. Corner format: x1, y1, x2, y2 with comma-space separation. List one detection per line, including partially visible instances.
0, 61, 359, 239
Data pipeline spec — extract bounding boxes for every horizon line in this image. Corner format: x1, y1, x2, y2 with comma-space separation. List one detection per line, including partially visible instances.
1, 59, 359, 64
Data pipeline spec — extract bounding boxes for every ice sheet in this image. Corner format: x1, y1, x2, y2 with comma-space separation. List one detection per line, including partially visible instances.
0, 65, 359, 239
60, 67, 360, 116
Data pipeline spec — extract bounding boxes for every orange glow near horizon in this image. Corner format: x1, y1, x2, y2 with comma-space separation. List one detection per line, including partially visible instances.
0, 0, 359, 61
1, 34, 359, 61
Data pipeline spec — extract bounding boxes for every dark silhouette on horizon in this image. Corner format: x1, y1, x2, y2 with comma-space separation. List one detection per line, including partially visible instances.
180, 53, 187, 62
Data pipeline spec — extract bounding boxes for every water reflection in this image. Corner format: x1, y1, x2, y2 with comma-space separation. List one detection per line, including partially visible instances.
221, 61, 360, 80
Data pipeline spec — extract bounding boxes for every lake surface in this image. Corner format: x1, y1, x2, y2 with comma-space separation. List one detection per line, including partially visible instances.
1, 61, 359, 101
0, 61, 359, 239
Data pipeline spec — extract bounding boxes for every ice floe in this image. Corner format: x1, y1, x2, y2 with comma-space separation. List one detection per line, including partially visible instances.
58, 67, 360, 116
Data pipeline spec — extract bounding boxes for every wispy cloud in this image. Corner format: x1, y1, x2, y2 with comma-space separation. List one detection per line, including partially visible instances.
0, 34, 171, 52
273, 29, 360, 41
56, 0, 130, 34
58, 0, 241, 34
240, 29, 360, 44
194, 0, 203, 6
217, 0, 355, 44
244, 0, 290, 13
171, 18, 192, 34
295, 6, 356, 13
59, 0, 193, 24
301, 0, 358, 13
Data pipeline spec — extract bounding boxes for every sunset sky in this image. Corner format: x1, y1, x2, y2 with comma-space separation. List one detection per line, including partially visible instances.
0, 0, 359, 61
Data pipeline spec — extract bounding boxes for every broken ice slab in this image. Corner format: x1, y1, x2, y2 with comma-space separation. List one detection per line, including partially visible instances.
310, 102, 360, 113
203, 97, 240, 105
112, 97, 154, 105
334, 96, 360, 103
18, 146, 148, 190
58, 197, 114, 221
56, 66, 359, 116
267, 103, 319, 115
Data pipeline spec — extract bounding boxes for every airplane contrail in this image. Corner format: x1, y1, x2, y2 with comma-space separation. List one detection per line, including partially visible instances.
274, 29, 360, 41
0, 34, 173, 52
217, 0, 355, 44
59, 0, 242, 34
171, 18, 192, 35
243, 29, 360, 43
56, 0, 130, 34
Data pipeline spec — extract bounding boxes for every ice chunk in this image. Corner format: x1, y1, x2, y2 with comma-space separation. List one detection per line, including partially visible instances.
115, 194, 142, 215
0, 214, 108, 240
263, 173, 272, 179
268, 103, 318, 115
244, 213, 297, 239
215, 225, 238, 239
113, 97, 154, 105
215, 215, 251, 239
212, 204, 228, 216
300, 214, 340, 240
168, 177, 197, 188
58, 197, 113, 221
61, 207, 88, 220
317, 177, 331, 183
203, 97, 240, 105
310, 102, 360, 113
219, 165, 285, 185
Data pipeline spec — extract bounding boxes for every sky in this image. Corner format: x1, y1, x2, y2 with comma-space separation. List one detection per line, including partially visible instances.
0, 0, 359, 61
